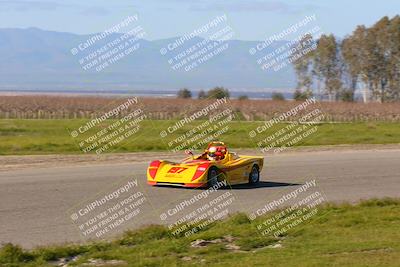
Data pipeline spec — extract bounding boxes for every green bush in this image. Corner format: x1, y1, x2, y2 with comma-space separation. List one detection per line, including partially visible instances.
207, 87, 230, 99
340, 89, 354, 102
271, 92, 285, 101
0, 243, 34, 263
177, 88, 192, 99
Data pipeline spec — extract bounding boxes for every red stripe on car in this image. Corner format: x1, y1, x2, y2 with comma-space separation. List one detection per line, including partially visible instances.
148, 160, 161, 179
191, 163, 210, 181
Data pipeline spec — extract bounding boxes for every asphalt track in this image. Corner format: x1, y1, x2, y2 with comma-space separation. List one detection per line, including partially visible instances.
1, 148, 399, 248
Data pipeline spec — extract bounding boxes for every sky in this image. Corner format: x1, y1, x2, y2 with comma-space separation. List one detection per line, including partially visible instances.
0, 0, 399, 40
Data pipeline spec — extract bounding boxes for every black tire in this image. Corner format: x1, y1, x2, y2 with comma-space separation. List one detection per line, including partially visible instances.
207, 167, 220, 188
248, 165, 260, 184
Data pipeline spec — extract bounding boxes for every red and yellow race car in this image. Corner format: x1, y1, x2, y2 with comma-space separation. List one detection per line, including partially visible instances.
147, 141, 264, 188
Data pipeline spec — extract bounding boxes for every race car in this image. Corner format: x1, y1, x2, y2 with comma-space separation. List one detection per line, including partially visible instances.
147, 141, 264, 188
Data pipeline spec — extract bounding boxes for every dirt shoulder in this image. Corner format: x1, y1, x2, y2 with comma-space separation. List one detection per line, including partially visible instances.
1, 144, 399, 172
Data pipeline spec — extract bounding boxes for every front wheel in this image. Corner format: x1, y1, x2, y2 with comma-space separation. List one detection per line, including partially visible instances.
207, 167, 220, 188
248, 165, 260, 184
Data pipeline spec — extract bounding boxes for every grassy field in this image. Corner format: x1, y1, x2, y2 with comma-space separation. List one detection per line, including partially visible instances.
0, 119, 399, 155
1, 199, 399, 267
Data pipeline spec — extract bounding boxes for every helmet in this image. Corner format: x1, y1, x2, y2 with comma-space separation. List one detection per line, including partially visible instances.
207, 146, 218, 161
207, 145, 227, 161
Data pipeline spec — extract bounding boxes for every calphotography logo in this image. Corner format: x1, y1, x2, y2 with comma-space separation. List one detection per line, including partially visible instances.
160, 14, 235, 72
250, 14, 323, 72
248, 97, 326, 154
68, 97, 148, 155
68, 178, 152, 239
248, 178, 329, 238
158, 96, 237, 153
70, 15, 146, 72
156, 180, 239, 238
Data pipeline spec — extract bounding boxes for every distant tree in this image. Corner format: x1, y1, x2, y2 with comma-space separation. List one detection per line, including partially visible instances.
291, 15, 400, 102
293, 89, 312, 101
207, 87, 230, 99
387, 15, 400, 100
271, 92, 285, 101
370, 17, 391, 102
341, 35, 362, 102
290, 34, 315, 98
350, 25, 374, 102
177, 88, 192, 99
314, 34, 343, 101
198, 90, 207, 99
238, 95, 249, 100
349, 17, 400, 102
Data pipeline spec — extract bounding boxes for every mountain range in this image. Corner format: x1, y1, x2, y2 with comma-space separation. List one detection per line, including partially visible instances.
0, 27, 296, 93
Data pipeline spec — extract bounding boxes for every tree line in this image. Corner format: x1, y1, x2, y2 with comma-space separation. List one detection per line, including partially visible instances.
291, 15, 400, 102
177, 87, 231, 99
178, 87, 290, 101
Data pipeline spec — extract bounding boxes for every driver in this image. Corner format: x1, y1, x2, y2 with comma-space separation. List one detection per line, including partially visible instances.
207, 146, 226, 161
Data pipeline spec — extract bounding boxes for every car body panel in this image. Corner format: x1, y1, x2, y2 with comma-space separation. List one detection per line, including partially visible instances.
147, 152, 263, 188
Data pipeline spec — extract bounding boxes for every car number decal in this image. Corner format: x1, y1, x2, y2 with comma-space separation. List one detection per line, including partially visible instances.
167, 167, 188, 174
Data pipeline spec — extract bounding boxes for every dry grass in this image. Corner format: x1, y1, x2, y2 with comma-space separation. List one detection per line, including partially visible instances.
0, 95, 400, 121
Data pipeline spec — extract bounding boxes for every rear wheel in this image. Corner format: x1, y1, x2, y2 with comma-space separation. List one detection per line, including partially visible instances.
249, 165, 260, 184
207, 167, 219, 188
